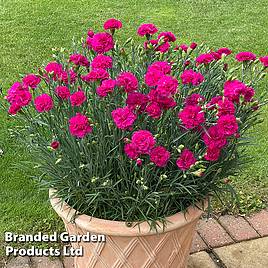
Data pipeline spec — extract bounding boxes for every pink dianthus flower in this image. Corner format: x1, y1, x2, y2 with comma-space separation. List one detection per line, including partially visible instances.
91, 32, 114, 54
22, 74, 41, 89
70, 91, 86, 107
156, 75, 178, 97
181, 69, 204, 86
196, 53, 214, 65
69, 54, 89, 67
34, 94, 53, 113
145, 102, 162, 119
96, 79, 116, 97
150, 146, 170, 167
235, 52, 256, 62
55, 86, 70, 100
81, 68, 109, 82
259, 56, 268, 67
217, 115, 238, 136
111, 106, 137, 130
176, 149, 196, 171
178, 105, 205, 129
158, 31, 176, 42
131, 130, 155, 154
69, 113, 92, 138
103, 18, 122, 30
137, 23, 158, 36
116, 72, 138, 93
203, 125, 227, 149
91, 55, 113, 69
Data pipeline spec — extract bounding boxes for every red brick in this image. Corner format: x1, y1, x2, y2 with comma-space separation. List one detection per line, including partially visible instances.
197, 218, 233, 248
190, 232, 208, 253
218, 215, 259, 242
246, 210, 268, 236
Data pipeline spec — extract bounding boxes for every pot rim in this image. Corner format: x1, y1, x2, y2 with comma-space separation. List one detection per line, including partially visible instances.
49, 188, 207, 237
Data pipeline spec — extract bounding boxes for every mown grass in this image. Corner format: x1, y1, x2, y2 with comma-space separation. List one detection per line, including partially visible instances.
0, 0, 267, 259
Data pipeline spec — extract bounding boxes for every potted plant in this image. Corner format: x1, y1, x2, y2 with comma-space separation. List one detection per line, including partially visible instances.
2, 18, 268, 267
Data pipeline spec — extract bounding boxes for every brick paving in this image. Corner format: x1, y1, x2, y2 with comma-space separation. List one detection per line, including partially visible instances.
197, 218, 234, 248
191, 232, 208, 253
218, 215, 259, 242
246, 209, 268, 236
4, 209, 268, 268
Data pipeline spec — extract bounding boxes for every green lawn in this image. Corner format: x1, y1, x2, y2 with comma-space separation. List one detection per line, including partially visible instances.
0, 0, 268, 259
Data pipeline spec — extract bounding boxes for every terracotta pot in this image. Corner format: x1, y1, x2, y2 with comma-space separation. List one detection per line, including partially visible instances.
50, 189, 206, 268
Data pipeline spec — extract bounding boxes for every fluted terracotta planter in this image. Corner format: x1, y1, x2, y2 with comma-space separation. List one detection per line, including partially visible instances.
50, 189, 206, 268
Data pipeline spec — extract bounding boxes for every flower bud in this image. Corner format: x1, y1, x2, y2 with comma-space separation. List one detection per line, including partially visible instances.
136, 159, 142, 167
123, 137, 130, 144
51, 141, 60, 150
223, 178, 231, 184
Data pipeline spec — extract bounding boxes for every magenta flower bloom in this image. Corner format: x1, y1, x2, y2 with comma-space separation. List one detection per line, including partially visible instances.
145, 102, 162, 119
243, 86, 255, 102
91, 55, 113, 69
60, 69, 77, 85
145, 69, 164, 87
91, 32, 114, 54
131, 130, 155, 154
69, 54, 89, 67
149, 61, 171, 74
180, 69, 204, 86
217, 99, 235, 116
69, 113, 92, 138
34, 94, 53, 113
148, 89, 176, 110
235, 51, 256, 62
111, 106, 137, 130
196, 53, 214, 65
223, 80, 247, 103
158, 31, 176, 42
211, 51, 222, 61
156, 75, 178, 97
44, 62, 63, 79
217, 115, 238, 136
155, 41, 170, 53
70, 91, 86, 107
116, 72, 138, 93
203, 125, 227, 149
204, 146, 221, 161
137, 23, 158, 36
217, 47, 232, 56
124, 143, 139, 160
22, 74, 41, 89
176, 149, 196, 171
103, 18, 122, 30
185, 94, 205, 106
259, 56, 268, 67
206, 96, 223, 110
55, 86, 71, 100
126, 92, 148, 112
8, 103, 22, 115
81, 68, 109, 82
86, 36, 93, 49
96, 79, 116, 98
179, 44, 188, 52
178, 105, 205, 129
6, 82, 32, 107
150, 146, 170, 167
